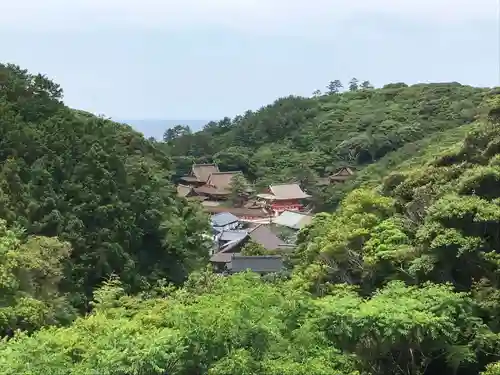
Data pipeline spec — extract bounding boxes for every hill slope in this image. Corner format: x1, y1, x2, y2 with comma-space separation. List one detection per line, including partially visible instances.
295, 89, 500, 295
0, 63, 210, 310
163, 82, 489, 209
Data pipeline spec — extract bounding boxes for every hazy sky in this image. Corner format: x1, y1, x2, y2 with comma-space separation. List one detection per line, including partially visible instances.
2, 0, 499, 122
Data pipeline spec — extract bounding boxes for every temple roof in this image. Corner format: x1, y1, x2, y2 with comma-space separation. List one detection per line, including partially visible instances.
176, 184, 193, 197
329, 167, 354, 181
207, 171, 244, 190
194, 186, 229, 196
191, 163, 220, 183
268, 184, 311, 200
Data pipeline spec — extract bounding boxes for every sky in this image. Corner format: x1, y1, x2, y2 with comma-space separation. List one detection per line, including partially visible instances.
2, 0, 499, 137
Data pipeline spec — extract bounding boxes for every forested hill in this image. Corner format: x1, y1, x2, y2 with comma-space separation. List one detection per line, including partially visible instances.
163, 81, 489, 209
0, 63, 210, 311
3, 91, 500, 374
4, 62, 500, 375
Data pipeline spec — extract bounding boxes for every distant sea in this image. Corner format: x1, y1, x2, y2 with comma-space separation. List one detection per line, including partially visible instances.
116, 119, 209, 140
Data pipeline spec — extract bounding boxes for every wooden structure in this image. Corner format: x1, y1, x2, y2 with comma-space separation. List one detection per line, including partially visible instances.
256, 184, 311, 215
178, 164, 250, 202
193, 186, 230, 200
176, 184, 197, 198
207, 171, 244, 191
328, 167, 354, 184
180, 163, 220, 186
317, 167, 355, 186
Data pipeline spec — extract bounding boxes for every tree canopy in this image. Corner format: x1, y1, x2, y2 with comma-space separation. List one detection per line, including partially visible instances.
0, 63, 210, 309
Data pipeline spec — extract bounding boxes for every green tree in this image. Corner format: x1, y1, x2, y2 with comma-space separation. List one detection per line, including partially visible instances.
229, 173, 250, 207
0, 219, 75, 336
214, 146, 255, 179
163, 124, 192, 142
326, 79, 343, 94
240, 240, 268, 256
0, 63, 210, 307
348, 77, 359, 91
360, 80, 373, 89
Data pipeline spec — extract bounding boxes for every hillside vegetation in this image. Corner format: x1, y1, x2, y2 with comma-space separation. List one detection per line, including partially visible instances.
2, 63, 500, 375
163, 81, 488, 209
0, 63, 210, 316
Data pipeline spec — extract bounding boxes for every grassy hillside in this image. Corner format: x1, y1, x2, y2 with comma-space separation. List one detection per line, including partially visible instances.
162, 82, 489, 209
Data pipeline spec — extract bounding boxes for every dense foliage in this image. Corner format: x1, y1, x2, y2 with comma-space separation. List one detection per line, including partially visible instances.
291, 92, 500, 373
0, 63, 210, 311
163, 81, 488, 209
2, 63, 500, 375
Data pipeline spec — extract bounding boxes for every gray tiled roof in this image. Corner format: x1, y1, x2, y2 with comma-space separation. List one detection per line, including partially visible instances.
248, 225, 285, 250
210, 252, 235, 263
211, 212, 240, 227
210, 251, 284, 275
219, 230, 248, 242
230, 255, 283, 274
219, 237, 248, 253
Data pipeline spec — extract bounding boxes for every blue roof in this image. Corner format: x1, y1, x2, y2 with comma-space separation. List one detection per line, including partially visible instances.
211, 212, 239, 227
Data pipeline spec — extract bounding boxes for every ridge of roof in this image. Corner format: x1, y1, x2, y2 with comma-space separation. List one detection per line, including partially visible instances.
232, 255, 283, 261
331, 167, 354, 176
194, 186, 230, 195
248, 224, 262, 233
209, 171, 242, 175
269, 183, 300, 188
212, 211, 239, 220
279, 210, 313, 217
192, 164, 220, 183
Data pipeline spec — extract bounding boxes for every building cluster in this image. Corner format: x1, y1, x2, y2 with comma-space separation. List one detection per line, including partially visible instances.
208, 212, 296, 275
178, 163, 353, 221
176, 163, 354, 275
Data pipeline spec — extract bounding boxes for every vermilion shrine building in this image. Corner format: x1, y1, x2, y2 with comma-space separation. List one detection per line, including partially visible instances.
256, 184, 311, 215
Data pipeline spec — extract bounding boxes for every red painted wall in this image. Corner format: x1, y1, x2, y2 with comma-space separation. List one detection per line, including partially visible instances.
271, 200, 303, 213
